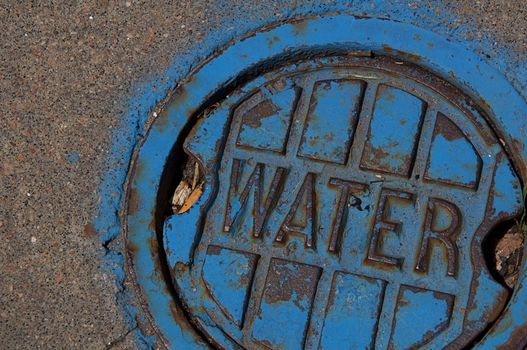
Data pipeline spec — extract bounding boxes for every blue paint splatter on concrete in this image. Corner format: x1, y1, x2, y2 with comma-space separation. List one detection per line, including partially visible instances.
66, 150, 80, 164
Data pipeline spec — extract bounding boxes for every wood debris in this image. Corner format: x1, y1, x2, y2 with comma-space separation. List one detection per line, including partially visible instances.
171, 159, 204, 214
495, 225, 524, 288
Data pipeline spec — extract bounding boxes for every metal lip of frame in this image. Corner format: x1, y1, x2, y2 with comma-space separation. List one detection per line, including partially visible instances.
124, 15, 527, 349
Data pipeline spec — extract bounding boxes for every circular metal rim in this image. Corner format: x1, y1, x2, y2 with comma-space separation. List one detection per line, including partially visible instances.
166, 55, 516, 350
125, 15, 527, 349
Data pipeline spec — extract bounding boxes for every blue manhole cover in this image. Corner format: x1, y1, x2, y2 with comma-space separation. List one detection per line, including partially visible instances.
125, 16, 527, 350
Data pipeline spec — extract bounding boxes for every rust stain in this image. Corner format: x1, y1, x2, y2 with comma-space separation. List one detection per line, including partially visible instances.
127, 241, 139, 255
172, 85, 189, 108
158, 86, 190, 133
496, 324, 527, 350
133, 158, 146, 182
206, 245, 221, 256
83, 223, 98, 237
128, 187, 140, 216
266, 36, 281, 50
383, 44, 394, 54
264, 261, 318, 306
242, 100, 278, 128
148, 215, 156, 232
292, 20, 308, 35
366, 146, 392, 166
435, 113, 464, 141
382, 44, 422, 62
168, 299, 205, 337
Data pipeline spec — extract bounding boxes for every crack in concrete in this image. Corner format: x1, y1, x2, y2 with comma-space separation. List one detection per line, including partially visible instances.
105, 326, 138, 350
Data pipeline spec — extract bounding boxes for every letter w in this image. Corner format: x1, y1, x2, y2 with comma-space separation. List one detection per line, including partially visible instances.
223, 159, 287, 238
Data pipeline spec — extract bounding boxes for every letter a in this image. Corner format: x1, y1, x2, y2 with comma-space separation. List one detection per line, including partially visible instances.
275, 173, 317, 248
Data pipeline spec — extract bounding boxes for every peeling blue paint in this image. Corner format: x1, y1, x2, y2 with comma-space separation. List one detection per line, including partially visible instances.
94, 2, 527, 349
426, 126, 481, 188
320, 272, 386, 349
390, 287, 453, 349
238, 80, 298, 152
361, 85, 424, 176
202, 246, 258, 326
298, 79, 363, 164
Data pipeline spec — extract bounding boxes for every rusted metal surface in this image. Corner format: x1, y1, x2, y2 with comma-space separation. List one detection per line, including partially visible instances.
162, 56, 522, 349
123, 16, 527, 349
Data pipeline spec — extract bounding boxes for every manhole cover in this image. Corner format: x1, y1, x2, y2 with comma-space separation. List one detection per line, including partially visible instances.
125, 16, 527, 350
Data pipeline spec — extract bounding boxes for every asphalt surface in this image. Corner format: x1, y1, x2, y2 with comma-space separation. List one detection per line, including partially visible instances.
1, 1, 526, 349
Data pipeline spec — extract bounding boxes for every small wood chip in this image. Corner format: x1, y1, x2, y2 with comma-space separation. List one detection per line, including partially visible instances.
172, 180, 192, 211
495, 226, 524, 288
177, 187, 203, 214
192, 162, 199, 189
171, 158, 204, 213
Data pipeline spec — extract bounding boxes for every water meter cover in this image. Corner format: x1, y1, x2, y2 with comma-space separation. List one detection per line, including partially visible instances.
162, 56, 522, 349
